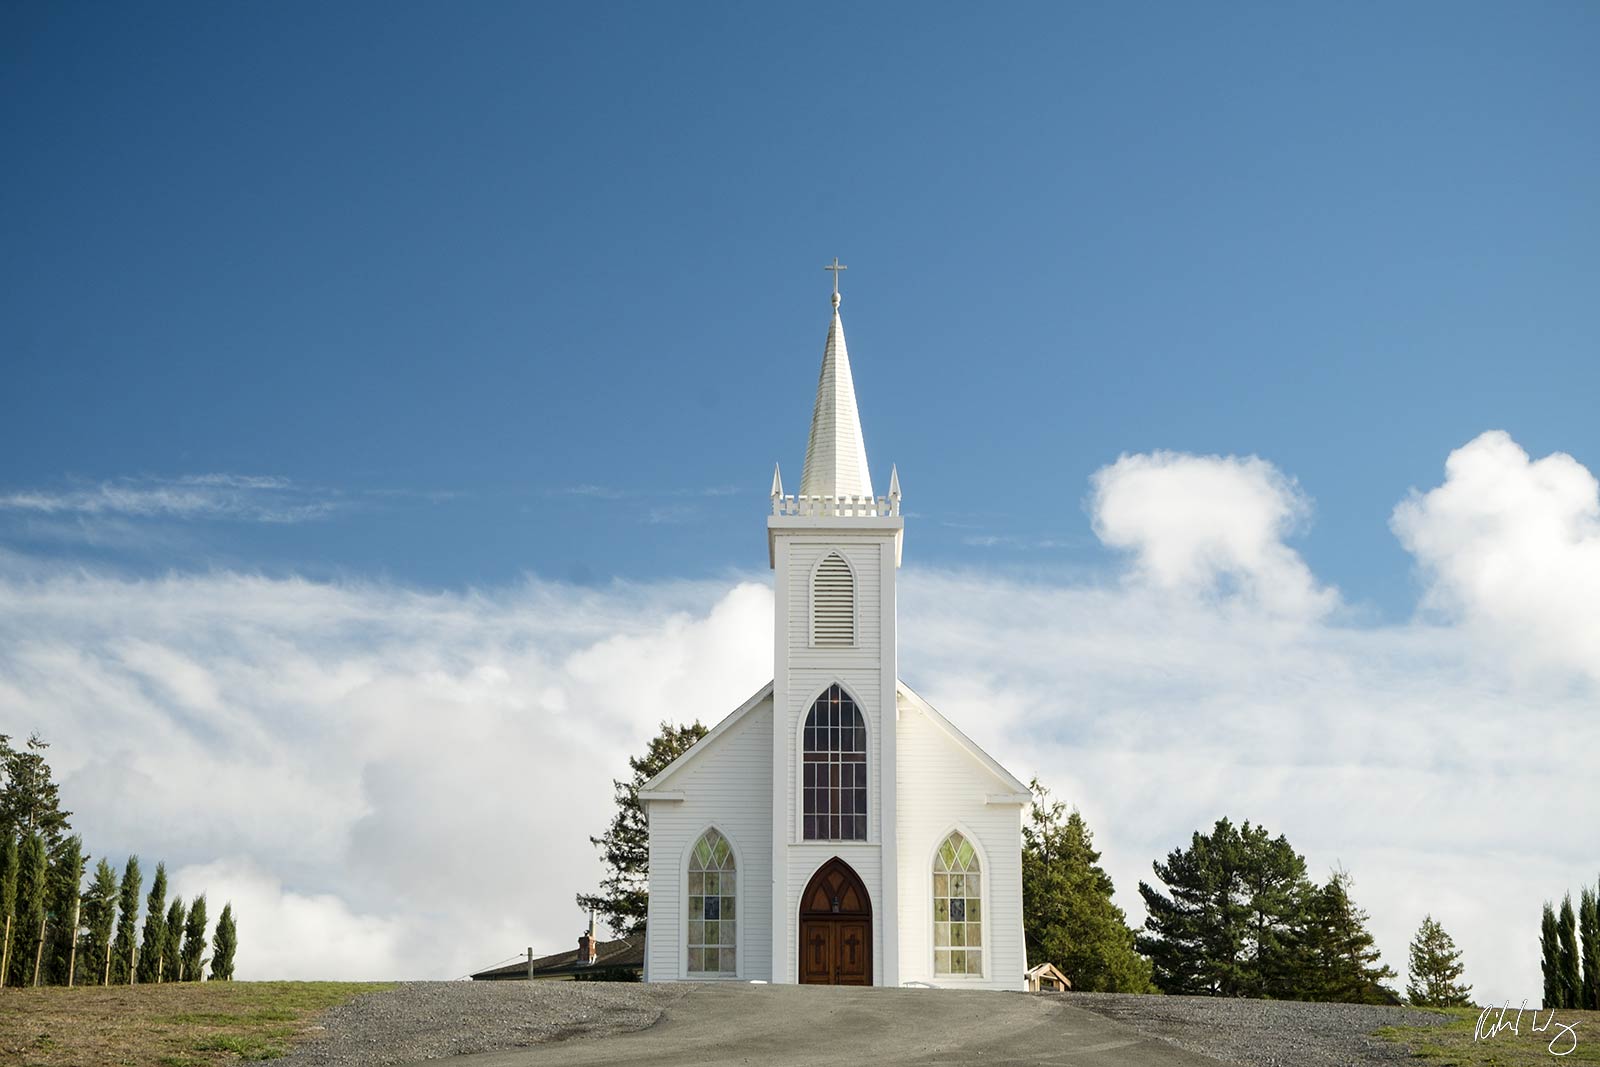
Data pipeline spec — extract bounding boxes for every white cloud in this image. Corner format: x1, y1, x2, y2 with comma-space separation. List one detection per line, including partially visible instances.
1090, 450, 1336, 618
0, 474, 337, 524
2, 431, 1595, 1007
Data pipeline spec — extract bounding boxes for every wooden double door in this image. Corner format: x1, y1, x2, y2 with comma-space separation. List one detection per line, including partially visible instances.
798, 857, 872, 985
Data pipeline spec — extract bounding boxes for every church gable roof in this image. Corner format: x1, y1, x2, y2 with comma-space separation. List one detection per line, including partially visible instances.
639, 680, 774, 796
895, 680, 1031, 798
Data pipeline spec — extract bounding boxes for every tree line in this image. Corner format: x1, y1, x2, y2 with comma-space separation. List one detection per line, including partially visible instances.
0, 733, 238, 988
584, 724, 1477, 1005
1539, 877, 1600, 1010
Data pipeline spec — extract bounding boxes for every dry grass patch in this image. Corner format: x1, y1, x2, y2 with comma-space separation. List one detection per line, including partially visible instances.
0, 982, 391, 1067
1377, 1004, 1600, 1065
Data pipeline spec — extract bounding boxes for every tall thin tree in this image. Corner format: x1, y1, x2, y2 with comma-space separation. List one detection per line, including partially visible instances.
1581, 884, 1600, 1012
162, 897, 185, 982
1541, 902, 1561, 1009
11, 834, 47, 987
180, 894, 208, 982
110, 856, 141, 985
79, 859, 118, 986
136, 862, 167, 983
209, 903, 236, 981
44, 835, 84, 985
1558, 894, 1582, 1010
0, 837, 16, 987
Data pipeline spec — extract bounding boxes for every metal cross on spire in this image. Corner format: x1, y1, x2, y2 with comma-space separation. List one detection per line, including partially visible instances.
824, 257, 847, 306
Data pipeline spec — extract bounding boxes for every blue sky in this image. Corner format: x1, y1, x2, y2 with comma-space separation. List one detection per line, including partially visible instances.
4, 4, 1600, 994
6, 2, 1596, 608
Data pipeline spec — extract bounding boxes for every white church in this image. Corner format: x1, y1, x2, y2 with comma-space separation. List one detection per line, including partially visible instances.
639, 268, 1030, 989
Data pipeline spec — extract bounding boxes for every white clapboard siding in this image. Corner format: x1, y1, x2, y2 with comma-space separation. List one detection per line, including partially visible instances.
645, 695, 774, 982
894, 688, 1027, 991
787, 541, 880, 657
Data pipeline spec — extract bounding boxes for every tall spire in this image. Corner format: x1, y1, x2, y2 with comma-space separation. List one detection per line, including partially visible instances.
801, 261, 873, 499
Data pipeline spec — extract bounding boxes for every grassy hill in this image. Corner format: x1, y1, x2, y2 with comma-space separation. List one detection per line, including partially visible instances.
0, 982, 391, 1067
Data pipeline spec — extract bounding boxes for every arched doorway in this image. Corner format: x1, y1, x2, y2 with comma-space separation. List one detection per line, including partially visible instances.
798, 857, 872, 985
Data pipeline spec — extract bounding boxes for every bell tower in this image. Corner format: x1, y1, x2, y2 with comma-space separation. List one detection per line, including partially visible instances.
768, 262, 903, 985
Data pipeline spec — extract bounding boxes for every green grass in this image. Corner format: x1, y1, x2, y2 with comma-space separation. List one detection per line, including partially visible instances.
1376, 1004, 1600, 1065
0, 981, 393, 1067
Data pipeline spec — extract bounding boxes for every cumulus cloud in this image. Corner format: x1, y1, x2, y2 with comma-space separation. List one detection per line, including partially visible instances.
1392, 430, 1600, 681
1090, 451, 1336, 618
1, 431, 1595, 1006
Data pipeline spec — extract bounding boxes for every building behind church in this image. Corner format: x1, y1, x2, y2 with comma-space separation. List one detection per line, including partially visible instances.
638, 271, 1030, 989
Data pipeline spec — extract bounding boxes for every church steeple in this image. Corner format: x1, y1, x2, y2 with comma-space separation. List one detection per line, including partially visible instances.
800, 260, 873, 499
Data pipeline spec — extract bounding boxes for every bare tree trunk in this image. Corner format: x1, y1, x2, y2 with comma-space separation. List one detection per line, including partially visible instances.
67, 900, 81, 987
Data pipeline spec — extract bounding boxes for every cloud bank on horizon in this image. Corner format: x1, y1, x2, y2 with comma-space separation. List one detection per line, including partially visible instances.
2, 429, 1596, 1003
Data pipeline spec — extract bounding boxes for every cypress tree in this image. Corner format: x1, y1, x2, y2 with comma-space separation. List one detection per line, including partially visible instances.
110, 856, 141, 984
1405, 914, 1473, 1007
1540, 902, 1561, 1008
0, 837, 16, 985
136, 862, 167, 983
11, 834, 47, 986
1581, 885, 1600, 1012
180, 894, 208, 982
162, 897, 185, 982
44, 835, 84, 985
209, 903, 236, 981
1558, 894, 1582, 1010
79, 859, 118, 985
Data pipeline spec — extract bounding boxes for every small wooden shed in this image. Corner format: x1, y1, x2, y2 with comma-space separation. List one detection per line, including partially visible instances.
1025, 961, 1072, 992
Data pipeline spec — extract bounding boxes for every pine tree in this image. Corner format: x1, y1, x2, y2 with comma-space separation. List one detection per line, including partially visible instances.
1540, 902, 1561, 1008
110, 856, 141, 984
181, 894, 208, 982
1021, 779, 1153, 992
0, 837, 16, 985
209, 903, 236, 981
577, 720, 708, 936
1138, 817, 1313, 996
44, 835, 84, 985
79, 859, 118, 986
1296, 869, 1399, 1004
1578, 885, 1600, 1011
1405, 914, 1473, 1007
136, 862, 167, 983
1558, 893, 1582, 1010
0, 735, 73, 851
10, 834, 47, 986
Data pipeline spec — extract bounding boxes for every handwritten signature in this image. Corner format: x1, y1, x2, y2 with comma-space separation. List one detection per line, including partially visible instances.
1474, 1001, 1580, 1057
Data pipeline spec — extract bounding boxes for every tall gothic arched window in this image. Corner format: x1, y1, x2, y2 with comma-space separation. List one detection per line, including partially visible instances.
687, 828, 736, 975
933, 830, 982, 976
803, 684, 867, 841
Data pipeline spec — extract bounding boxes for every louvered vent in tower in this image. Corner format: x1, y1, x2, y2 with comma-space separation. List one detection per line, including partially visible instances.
812, 552, 855, 646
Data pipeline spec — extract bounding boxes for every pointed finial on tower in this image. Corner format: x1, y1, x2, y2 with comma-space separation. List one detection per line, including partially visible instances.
824, 257, 847, 310
889, 464, 900, 500
771, 463, 784, 499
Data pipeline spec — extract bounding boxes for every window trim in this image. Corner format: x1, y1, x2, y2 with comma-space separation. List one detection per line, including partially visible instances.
808, 548, 859, 649
794, 680, 871, 844
680, 825, 742, 980
928, 826, 989, 981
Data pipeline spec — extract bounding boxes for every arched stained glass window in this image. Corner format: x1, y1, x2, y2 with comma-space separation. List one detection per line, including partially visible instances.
687, 828, 736, 975
803, 684, 867, 841
933, 831, 982, 976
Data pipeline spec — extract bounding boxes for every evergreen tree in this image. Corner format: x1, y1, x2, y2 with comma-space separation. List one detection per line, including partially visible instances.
181, 894, 208, 982
1405, 914, 1473, 1007
10, 834, 47, 986
79, 859, 118, 986
44, 835, 84, 985
1558, 893, 1582, 1010
1578, 885, 1599, 1011
1137, 817, 1312, 996
209, 903, 236, 981
1295, 869, 1399, 1003
136, 862, 168, 983
1540, 901, 1561, 1009
110, 856, 141, 984
163, 897, 185, 981
0, 837, 16, 984
0, 735, 72, 851
577, 720, 708, 936
1021, 779, 1153, 992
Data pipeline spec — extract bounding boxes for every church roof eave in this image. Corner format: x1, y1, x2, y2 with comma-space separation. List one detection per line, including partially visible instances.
640, 680, 775, 794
